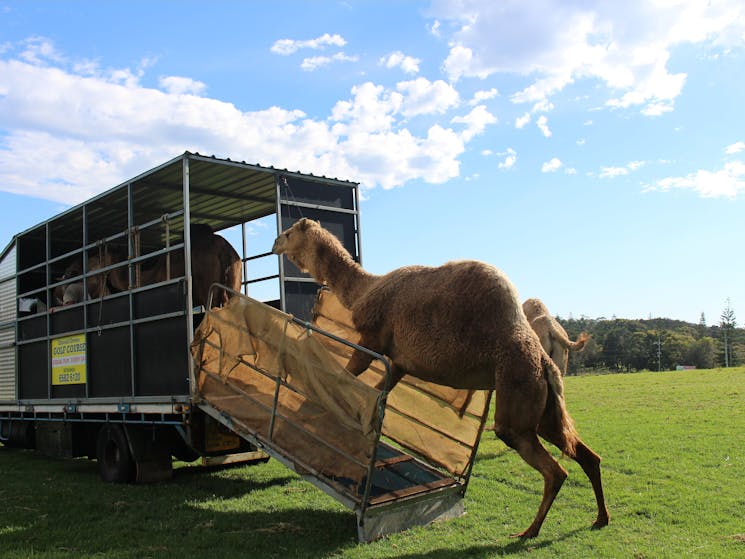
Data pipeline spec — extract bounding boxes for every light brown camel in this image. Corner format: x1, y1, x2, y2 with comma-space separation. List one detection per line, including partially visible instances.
271, 218, 609, 539
523, 298, 590, 376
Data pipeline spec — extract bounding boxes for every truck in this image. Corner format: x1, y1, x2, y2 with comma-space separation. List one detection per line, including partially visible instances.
0, 152, 491, 541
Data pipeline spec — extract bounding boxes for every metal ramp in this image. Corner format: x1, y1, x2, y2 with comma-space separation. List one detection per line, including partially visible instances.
191, 290, 490, 542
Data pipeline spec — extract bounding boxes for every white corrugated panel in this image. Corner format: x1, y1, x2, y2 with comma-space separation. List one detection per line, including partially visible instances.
0, 278, 15, 324
0, 244, 16, 325
0, 328, 15, 400
0, 244, 15, 280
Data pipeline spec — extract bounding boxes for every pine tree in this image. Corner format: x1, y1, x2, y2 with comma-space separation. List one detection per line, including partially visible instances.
720, 298, 736, 367
697, 312, 706, 338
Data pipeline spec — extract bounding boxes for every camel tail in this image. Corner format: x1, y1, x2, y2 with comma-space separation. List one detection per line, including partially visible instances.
568, 331, 590, 352
542, 353, 578, 456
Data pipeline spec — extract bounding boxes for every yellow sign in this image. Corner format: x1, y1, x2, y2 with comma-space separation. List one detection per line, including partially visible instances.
51, 334, 87, 385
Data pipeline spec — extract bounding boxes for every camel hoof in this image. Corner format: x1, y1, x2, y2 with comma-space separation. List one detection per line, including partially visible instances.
591, 514, 610, 530
511, 528, 539, 539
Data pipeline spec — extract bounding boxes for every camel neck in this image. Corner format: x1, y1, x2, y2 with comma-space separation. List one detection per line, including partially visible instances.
311, 247, 375, 308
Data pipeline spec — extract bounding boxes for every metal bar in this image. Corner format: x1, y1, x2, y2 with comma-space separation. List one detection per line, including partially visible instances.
245, 251, 274, 262
183, 154, 196, 397
275, 176, 286, 313
82, 206, 89, 399
354, 184, 363, 266
127, 182, 136, 399
460, 388, 493, 493
279, 200, 359, 215
241, 223, 248, 295
246, 274, 279, 284
45, 220, 51, 400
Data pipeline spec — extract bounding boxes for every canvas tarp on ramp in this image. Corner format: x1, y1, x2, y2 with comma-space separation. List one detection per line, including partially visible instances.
191, 290, 492, 540
192, 295, 382, 483
310, 289, 491, 478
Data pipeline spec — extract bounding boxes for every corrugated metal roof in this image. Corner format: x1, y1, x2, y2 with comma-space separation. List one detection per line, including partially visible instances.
5, 152, 358, 251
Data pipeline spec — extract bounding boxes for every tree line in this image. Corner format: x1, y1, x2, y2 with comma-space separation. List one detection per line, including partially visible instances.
558, 313, 743, 375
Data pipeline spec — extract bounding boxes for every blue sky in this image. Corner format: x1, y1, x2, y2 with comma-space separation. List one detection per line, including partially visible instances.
1, 0, 743, 325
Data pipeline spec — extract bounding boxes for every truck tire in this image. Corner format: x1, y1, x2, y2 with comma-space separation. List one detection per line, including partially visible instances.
96, 424, 134, 483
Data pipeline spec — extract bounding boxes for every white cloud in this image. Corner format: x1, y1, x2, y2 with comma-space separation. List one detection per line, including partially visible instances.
442, 45, 491, 82
271, 33, 346, 55
469, 87, 498, 105
536, 115, 551, 137
380, 51, 421, 74
515, 112, 531, 129
396, 77, 459, 117
19, 36, 64, 65
300, 52, 358, 71
158, 76, 206, 96
498, 148, 517, 169
450, 104, 496, 141
0, 42, 482, 203
432, 0, 745, 115
650, 161, 745, 198
725, 141, 745, 155
542, 157, 562, 172
599, 166, 629, 178
599, 160, 645, 178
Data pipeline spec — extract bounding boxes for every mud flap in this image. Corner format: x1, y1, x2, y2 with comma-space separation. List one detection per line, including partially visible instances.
122, 425, 173, 483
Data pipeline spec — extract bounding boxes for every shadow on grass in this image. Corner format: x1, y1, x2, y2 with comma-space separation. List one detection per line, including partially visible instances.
385, 527, 590, 559
0, 448, 358, 558
0, 447, 599, 558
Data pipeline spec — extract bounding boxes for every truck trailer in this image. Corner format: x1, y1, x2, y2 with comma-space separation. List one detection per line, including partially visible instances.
0, 152, 490, 541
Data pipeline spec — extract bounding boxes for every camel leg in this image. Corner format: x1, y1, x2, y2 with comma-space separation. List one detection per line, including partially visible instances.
345, 348, 373, 376
372, 363, 405, 392
497, 429, 568, 539
537, 422, 610, 530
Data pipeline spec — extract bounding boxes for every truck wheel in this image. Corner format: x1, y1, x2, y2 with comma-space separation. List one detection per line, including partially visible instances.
96, 424, 134, 483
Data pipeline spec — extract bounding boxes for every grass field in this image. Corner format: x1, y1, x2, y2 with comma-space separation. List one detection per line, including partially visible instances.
1, 367, 744, 559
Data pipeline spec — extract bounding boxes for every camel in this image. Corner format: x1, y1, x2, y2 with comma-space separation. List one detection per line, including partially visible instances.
62, 282, 86, 305
56, 224, 241, 309
97, 225, 242, 308
523, 298, 590, 376
271, 218, 609, 539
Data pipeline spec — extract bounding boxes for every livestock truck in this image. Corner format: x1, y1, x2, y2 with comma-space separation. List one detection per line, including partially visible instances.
0, 152, 491, 541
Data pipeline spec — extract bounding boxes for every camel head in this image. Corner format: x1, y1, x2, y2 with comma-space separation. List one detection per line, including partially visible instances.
271, 218, 321, 273
523, 298, 549, 321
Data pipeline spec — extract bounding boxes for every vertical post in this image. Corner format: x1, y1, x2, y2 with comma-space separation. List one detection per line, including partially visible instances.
241, 222, 248, 296
183, 154, 196, 396
82, 207, 89, 399
275, 174, 286, 313
127, 182, 136, 397
45, 222, 51, 399
354, 184, 362, 266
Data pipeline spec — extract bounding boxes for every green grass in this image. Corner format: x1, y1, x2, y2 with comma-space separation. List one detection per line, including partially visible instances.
2, 367, 744, 558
